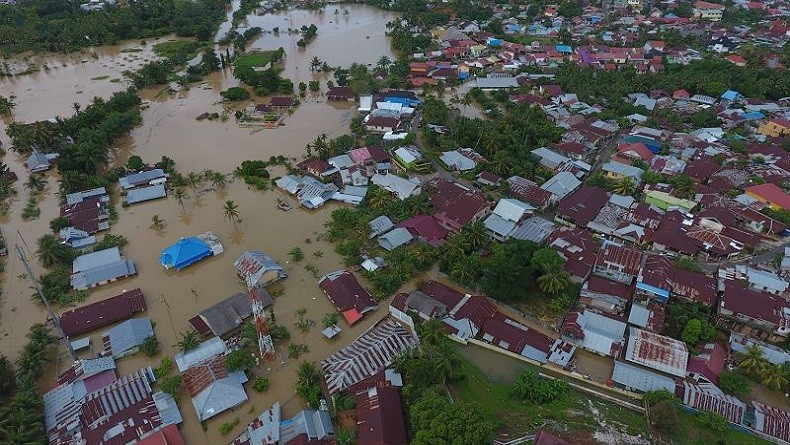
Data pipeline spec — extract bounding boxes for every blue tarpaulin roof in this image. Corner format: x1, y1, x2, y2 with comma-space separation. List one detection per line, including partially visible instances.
555, 45, 572, 53
741, 111, 765, 120
620, 135, 662, 153
383, 97, 410, 106
721, 90, 740, 100
160, 237, 212, 270
636, 281, 670, 301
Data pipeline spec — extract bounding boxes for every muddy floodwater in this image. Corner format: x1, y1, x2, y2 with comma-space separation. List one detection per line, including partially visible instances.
0, 4, 400, 443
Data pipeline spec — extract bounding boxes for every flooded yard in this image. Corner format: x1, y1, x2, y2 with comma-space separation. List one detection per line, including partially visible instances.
0, 3, 401, 443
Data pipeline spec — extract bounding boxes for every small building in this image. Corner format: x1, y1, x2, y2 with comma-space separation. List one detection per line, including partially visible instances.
440, 148, 484, 171
561, 309, 626, 357
26, 152, 59, 173
124, 184, 167, 205
366, 116, 399, 133
368, 215, 395, 238
189, 292, 258, 338
602, 161, 643, 183
752, 402, 790, 443
59, 227, 96, 249
378, 227, 414, 251
611, 360, 676, 394
745, 183, 790, 211
182, 350, 248, 421
355, 386, 408, 445
682, 382, 745, 424
318, 270, 378, 325
326, 86, 356, 101
71, 247, 137, 290
119, 169, 168, 190
593, 243, 643, 284
269, 96, 294, 108
101, 317, 154, 358
625, 327, 688, 377
371, 174, 421, 200
234, 250, 286, 288
321, 319, 418, 395
398, 214, 448, 246
556, 186, 609, 227
483, 198, 535, 241
59, 288, 146, 336
687, 342, 726, 385
644, 190, 697, 212
159, 232, 223, 270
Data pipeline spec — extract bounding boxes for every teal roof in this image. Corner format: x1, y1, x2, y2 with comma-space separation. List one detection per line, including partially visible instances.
159, 237, 212, 270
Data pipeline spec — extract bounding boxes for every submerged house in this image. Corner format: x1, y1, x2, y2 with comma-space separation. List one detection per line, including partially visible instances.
234, 250, 287, 288
101, 317, 154, 358
159, 231, 223, 270
70, 247, 137, 290
318, 270, 378, 325
26, 152, 59, 173
188, 291, 269, 338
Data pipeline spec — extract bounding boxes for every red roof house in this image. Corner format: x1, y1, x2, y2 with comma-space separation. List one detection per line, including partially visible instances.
355, 386, 408, 445
318, 270, 378, 324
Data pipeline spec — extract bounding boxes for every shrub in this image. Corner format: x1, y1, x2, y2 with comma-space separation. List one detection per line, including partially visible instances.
218, 417, 240, 435
49, 216, 70, 232
220, 87, 251, 101
225, 349, 255, 372
253, 376, 269, 392
270, 325, 290, 341
643, 389, 678, 407
697, 410, 729, 433
140, 335, 160, 357
159, 375, 182, 396
126, 155, 144, 171
719, 371, 751, 397
155, 357, 174, 378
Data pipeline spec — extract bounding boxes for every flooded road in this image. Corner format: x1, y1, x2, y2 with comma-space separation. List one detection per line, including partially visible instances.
0, 3, 400, 443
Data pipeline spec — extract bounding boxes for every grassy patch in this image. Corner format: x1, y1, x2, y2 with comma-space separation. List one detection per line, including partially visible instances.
666, 409, 773, 445
234, 51, 276, 71
153, 40, 202, 61
91, 75, 110, 80
452, 358, 650, 437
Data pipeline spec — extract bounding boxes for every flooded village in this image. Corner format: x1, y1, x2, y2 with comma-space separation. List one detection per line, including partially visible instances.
1, 0, 790, 445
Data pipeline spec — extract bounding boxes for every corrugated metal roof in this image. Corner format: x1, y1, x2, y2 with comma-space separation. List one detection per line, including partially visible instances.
625, 327, 688, 377
493, 198, 533, 222
103, 318, 153, 357
378, 228, 414, 251
119, 169, 167, 189
71, 259, 136, 290
73, 247, 122, 273
484, 214, 517, 237
125, 184, 166, 204
612, 360, 676, 393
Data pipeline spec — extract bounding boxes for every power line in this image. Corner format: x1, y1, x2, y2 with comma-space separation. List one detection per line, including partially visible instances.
14, 244, 77, 361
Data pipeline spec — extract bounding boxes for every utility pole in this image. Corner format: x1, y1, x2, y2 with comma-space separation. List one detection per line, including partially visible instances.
14, 244, 77, 361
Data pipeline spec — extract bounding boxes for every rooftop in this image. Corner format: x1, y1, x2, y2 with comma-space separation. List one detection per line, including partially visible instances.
625, 327, 688, 377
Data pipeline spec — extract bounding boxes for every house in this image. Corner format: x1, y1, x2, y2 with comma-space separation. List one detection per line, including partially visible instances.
625, 327, 688, 377
369, 215, 395, 238
483, 198, 535, 241
430, 179, 491, 232
234, 250, 286, 288
593, 243, 643, 284
510, 216, 556, 243
189, 292, 260, 338
440, 148, 484, 171
687, 342, 726, 385
644, 190, 697, 212
729, 332, 790, 366
297, 158, 334, 178
540, 172, 582, 202
580, 276, 633, 315
752, 402, 790, 443
356, 386, 408, 445
398, 214, 448, 246
683, 382, 746, 424
60, 189, 111, 234
181, 346, 248, 421
137, 424, 186, 445
546, 228, 598, 282
269, 96, 294, 108
476, 171, 501, 187
44, 366, 182, 445
70, 247, 137, 290
101, 317, 154, 358
321, 320, 418, 395
757, 118, 790, 138
717, 283, 790, 342
366, 116, 399, 133
124, 184, 167, 205
392, 146, 422, 171
231, 402, 335, 445
390, 290, 448, 327
378, 227, 414, 251
556, 186, 609, 227
371, 174, 421, 200
26, 152, 59, 173
326, 86, 356, 101
638, 256, 718, 305
611, 360, 677, 394
745, 183, 790, 211
693, 0, 725, 20
532, 147, 570, 170
159, 232, 223, 270
318, 270, 378, 325
507, 176, 556, 210
602, 161, 643, 183
479, 312, 560, 364
59, 227, 96, 249
562, 309, 626, 357
59, 288, 146, 336
119, 168, 168, 190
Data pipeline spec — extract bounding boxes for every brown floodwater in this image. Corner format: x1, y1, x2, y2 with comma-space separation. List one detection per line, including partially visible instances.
0, 3, 401, 443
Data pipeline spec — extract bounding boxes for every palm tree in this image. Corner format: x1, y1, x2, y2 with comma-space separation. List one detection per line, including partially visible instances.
739, 344, 767, 377
309, 56, 322, 72
376, 55, 392, 70
223, 200, 240, 226
761, 364, 789, 391
25, 175, 46, 192
210, 171, 227, 189
462, 220, 488, 251
72, 102, 81, 115
150, 214, 165, 230
538, 266, 570, 296
36, 234, 75, 268
176, 331, 200, 352
366, 187, 392, 210
173, 188, 187, 211
442, 235, 469, 263
27, 323, 56, 346
419, 318, 447, 347
186, 171, 202, 196
296, 361, 322, 387
450, 255, 478, 285
334, 428, 356, 445
73, 143, 108, 174
612, 176, 636, 195
430, 340, 462, 384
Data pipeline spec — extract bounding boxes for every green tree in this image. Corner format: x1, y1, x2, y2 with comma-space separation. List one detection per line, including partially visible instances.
223, 200, 241, 226
697, 410, 728, 433
36, 234, 75, 268
0, 95, 16, 116
289, 246, 304, 262
761, 364, 789, 391
210, 171, 227, 189
159, 375, 182, 396
738, 344, 767, 377
150, 214, 165, 230
612, 176, 636, 195
221, 87, 251, 101
0, 355, 15, 398
719, 371, 751, 396
537, 266, 570, 296
225, 349, 255, 371
176, 331, 200, 353
126, 155, 144, 171
140, 335, 160, 357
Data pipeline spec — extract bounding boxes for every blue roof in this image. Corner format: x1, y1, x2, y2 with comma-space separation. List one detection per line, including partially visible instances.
741, 111, 765, 120
721, 90, 740, 100
487, 38, 501, 46
620, 135, 662, 152
555, 45, 572, 53
160, 237, 212, 270
636, 281, 670, 301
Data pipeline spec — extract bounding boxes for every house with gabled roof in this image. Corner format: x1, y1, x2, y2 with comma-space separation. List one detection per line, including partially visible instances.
556, 186, 609, 227
752, 402, 790, 443
625, 327, 688, 377
561, 308, 626, 357
593, 242, 643, 284
546, 227, 598, 282
318, 270, 378, 325
235, 250, 287, 288
717, 282, 790, 342
182, 350, 248, 421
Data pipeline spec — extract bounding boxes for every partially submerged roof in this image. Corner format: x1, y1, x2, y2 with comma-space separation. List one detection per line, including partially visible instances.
190, 292, 255, 338
102, 317, 154, 358
60, 289, 147, 336
234, 250, 286, 288
160, 237, 212, 270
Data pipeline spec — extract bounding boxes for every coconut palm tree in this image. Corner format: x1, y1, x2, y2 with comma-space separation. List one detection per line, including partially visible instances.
612, 176, 636, 195
0, 95, 16, 117
173, 188, 187, 211
334, 428, 356, 445
419, 319, 447, 347
186, 171, 202, 196
430, 340, 462, 384
450, 255, 479, 285
738, 344, 767, 377
150, 214, 165, 230
761, 363, 789, 391
27, 323, 56, 346
376, 55, 392, 71
176, 331, 200, 352
366, 187, 392, 210
223, 200, 240, 226
36, 234, 75, 268
296, 361, 322, 387
462, 220, 488, 251
210, 171, 227, 189
25, 175, 46, 192
538, 266, 570, 296
309, 56, 322, 72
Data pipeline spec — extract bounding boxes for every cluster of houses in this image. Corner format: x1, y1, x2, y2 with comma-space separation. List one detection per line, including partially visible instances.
401, 0, 787, 88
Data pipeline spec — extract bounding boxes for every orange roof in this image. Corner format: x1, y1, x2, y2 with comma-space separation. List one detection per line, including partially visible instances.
746, 183, 790, 210
137, 425, 186, 445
